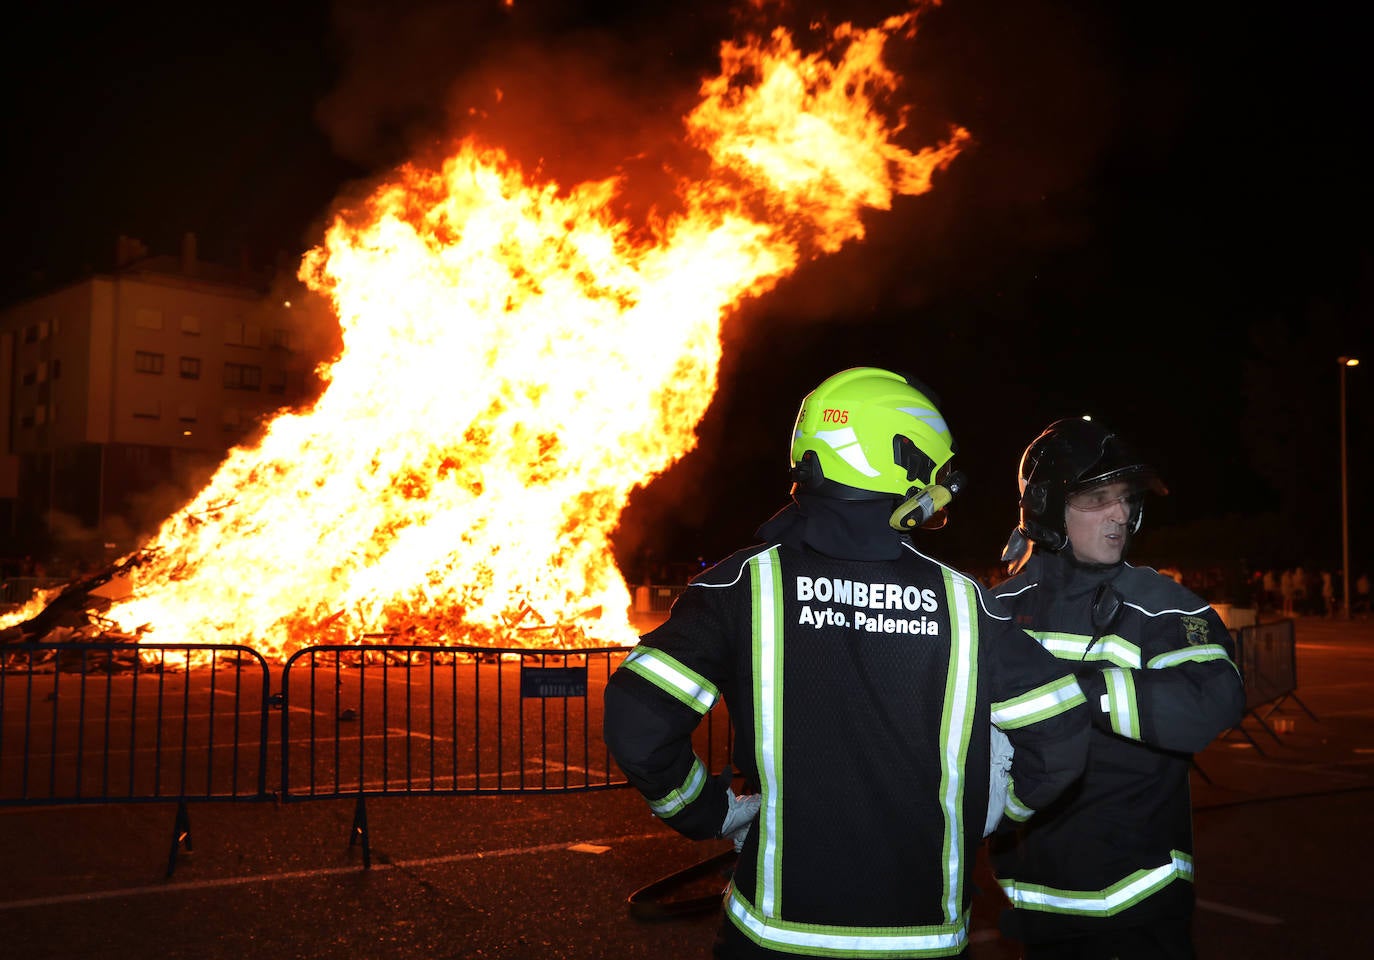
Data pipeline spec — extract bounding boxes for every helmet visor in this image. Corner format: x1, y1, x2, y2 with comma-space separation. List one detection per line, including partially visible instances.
1065, 473, 1163, 512
1065, 484, 1144, 514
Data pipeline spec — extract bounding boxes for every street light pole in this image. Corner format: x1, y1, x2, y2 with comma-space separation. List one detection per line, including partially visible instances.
1338, 356, 1359, 620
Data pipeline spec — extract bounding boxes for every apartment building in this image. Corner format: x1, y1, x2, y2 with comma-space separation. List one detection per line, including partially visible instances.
0, 235, 322, 568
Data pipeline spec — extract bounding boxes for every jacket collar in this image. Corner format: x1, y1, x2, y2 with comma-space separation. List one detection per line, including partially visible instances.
755, 494, 910, 561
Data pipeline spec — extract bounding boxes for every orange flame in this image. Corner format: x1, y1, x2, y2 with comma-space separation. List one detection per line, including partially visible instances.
72, 10, 966, 658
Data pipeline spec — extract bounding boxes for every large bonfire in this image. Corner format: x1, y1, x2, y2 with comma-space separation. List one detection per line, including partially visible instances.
4, 7, 966, 658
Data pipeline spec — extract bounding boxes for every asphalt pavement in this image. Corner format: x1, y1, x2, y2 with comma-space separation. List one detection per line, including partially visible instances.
0, 614, 1370, 959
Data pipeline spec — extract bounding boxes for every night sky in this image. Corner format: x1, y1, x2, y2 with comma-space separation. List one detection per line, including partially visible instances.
5, 1, 1371, 580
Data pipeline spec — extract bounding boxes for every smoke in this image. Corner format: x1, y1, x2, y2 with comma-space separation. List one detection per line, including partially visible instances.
314, 1, 734, 180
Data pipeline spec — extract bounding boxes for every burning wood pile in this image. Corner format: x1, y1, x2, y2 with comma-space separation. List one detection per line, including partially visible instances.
0, 554, 152, 673
0, 553, 149, 647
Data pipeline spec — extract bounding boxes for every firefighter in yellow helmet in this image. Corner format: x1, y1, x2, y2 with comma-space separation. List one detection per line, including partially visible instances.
605, 367, 1090, 959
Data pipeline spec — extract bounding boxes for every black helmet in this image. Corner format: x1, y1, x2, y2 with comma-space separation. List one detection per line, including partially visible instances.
1000, 418, 1167, 571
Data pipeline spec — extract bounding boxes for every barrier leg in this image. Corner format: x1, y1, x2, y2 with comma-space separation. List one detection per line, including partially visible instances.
1278, 692, 1319, 722
1249, 708, 1287, 745
350, 793, 371, 869
166, 801, 193, 878
1235, 722, 1268, 756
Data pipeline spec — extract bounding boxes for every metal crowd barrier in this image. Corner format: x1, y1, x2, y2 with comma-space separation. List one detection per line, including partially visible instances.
278, 643, 732, 866
0, 642, 272, 875
632, 584, 688, 614
2, 639, 734, 871
282, 644, 626, 798
1233, 619, 1315, 746
0, 642, 271, 804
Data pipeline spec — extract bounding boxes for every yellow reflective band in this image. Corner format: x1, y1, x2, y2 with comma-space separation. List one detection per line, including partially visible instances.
623, 647, 719, 714
1147, 644, 1234, 670
1004, 780, 1033, 823
1000, 850, 1195, 916
991, 675, 1086, 729
1103, 667, 1140, 739
1031, 632, 1142, 669
727, 887, 970, 957
648, 757, 708, 818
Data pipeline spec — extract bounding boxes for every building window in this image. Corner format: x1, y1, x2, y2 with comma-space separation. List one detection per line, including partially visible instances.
135, 307, 164, 330
224, 320, 262, 347
135, 351, 165, 374
37, 319, 50, 340
270, 328, 292, 349
178, 404, 198, 423
181, 314, 201, 335
52, 358, 62, 379
23, 325, 38, 343
20, 412, 34, 429
223, 362, 262, 390
180, 356, 201, 379
21, 367, 35, 386
34, 405, 48, 425
37, 361, 48, 383
132, 399, 161, 420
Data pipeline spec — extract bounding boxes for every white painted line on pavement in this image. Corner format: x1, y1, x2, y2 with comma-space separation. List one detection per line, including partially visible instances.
0, 831, 665, 911
21, 731, 428, 761
1196, 898, 1283, 925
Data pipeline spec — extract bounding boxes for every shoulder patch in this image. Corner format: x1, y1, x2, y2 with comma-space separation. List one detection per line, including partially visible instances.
1180, 615, 1211, 646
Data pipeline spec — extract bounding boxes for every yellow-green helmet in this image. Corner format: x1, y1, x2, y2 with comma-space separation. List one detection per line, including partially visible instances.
790, 368, 959, 527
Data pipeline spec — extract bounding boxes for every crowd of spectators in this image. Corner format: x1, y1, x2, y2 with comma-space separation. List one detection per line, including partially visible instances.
1249, 566, 1371, 618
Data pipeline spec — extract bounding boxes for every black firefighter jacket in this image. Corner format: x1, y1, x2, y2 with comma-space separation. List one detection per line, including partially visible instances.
604, 536, 1090, 959
989, 550, 1246, 944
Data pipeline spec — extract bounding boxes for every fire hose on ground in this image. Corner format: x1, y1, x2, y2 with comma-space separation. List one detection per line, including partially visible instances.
627, 847, 737, 921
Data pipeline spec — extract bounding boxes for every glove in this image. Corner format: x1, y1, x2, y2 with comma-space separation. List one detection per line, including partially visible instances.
719, 786, 762, 852
985, 725, 1014, 837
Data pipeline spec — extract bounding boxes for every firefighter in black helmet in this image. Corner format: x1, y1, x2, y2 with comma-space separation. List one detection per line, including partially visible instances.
989, 418, 1245, 959
604, 368, 1090, 959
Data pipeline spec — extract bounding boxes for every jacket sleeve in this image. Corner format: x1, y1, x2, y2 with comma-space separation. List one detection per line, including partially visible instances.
1075, 606, 1244, 754
981, 589, 1090, 818
602, 584, 732, 841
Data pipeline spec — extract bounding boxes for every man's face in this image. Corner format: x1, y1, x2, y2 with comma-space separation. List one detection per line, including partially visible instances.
1064, 480, 1134, 565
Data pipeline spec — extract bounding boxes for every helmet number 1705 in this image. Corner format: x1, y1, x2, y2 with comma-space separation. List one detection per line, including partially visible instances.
821, 408, 849, 423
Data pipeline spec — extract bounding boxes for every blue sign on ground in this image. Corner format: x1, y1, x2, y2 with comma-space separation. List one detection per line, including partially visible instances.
520, 665, 589, 699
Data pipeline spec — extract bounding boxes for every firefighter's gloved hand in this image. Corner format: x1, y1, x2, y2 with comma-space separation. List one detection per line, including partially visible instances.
986, 725, 1014, 837
719, 787, 761, 852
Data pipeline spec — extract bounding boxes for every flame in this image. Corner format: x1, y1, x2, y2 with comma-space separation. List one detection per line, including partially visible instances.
31, 10, 966, 658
